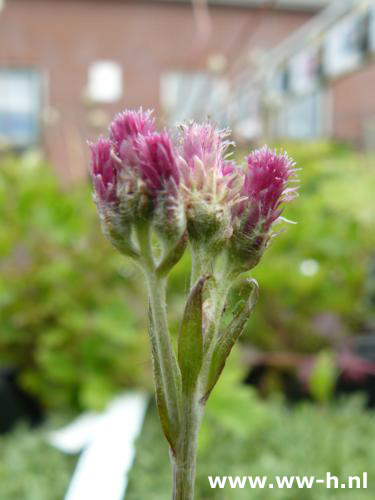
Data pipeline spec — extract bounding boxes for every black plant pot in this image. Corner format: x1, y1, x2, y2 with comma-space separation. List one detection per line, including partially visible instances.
0, 365, 44, 434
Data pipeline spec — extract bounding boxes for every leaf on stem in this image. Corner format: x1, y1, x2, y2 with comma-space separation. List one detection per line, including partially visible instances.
148, 305, 177, 453
201, 278, 259, 404
178, 275, 210, 394
156, 231, 188, 277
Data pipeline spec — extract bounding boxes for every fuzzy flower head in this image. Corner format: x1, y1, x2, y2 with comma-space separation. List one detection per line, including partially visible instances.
231, 146, 299, 269
137, 132, 180, 192
136, 131, 184, 241
178, 122, 243, 246
89, 136, 136, 255
89, 108, 185, 252
89, 110, 299, 267
90, 109, 156, 215
110, 108, 156, 163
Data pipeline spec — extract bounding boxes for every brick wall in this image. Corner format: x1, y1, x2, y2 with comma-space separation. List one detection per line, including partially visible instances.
331, 61, 375, 149
0, 0, 312, 180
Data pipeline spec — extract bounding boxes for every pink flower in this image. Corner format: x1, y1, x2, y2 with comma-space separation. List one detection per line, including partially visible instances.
89, 138, 118, 204
89, 109, 180, 201
108, 109, 179, 194
179, 122, 241, 207
89, 109, 184, 245
232, 147, 299, 267
137, 132, 180, 192
242, 146, 298, 227
177, 122, 243, 245
180, 122, 233, 179
109, 109, 155, 162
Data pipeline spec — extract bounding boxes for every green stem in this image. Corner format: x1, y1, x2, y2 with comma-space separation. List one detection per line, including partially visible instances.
172, 390, 203, 500
136, 224, 181, 437
146, 272, 181, 427
190, 242, 212, 287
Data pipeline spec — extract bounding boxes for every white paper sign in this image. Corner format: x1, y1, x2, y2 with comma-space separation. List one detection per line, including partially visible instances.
49, 392, 148, 500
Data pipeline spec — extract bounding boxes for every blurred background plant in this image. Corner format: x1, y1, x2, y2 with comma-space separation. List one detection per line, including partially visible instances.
1, 141, 375, 498
1, 141, 375, 413
0, 152, 152, 411
3, 355, 375, 500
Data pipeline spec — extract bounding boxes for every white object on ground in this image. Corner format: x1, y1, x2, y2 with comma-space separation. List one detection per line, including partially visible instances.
49, 392, 148, 500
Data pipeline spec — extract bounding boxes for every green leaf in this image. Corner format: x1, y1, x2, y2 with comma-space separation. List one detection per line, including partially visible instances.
148, 305, 177, 453
178, 275, 209, 394
309, 350, 337, 404
156, 230, 188, 277
202, 278, 259, 403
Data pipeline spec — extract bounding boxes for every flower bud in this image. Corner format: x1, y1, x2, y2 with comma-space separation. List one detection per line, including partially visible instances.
178, 123, 242, 249
89, 109, 186, 257
108, 109, 156, 221
136, 132, 185, 243
230, 146, 299, 270
110, 108, 156, 162
89, 138, 137, 256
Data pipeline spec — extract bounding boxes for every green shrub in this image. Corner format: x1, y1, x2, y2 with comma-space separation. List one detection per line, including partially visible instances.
127, 357, 375, 499
0, 416, 75, 500
0, 153, 152, 410
1, 142, 374, 411
1, 353, 375, 500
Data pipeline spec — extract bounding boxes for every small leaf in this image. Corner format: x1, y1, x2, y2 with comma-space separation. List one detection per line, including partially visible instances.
178, 275, 209, 394
148, 305, 177, 453
202, 278, 259, 403
156, 231, 188, 277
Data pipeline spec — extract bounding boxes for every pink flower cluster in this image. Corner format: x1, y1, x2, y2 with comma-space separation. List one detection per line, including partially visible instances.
89, 109, 180, 203
89, 109, 298, 267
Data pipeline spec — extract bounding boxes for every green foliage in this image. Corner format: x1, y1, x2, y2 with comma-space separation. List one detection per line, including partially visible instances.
309, 350, 338, 404
127, 355, 375, 499
242, 141, 375, 353
0, 417, 75, 500
178, 276, 206, 394
1, 354, 374, 500
1, 142, 374, 411
205, 279, 259, 401
0, 153, 151, 410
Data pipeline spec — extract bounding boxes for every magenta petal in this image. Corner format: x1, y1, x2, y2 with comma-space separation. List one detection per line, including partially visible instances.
237, 146, 298, 232
110, 109, 155, 156
89, 138, 118, 203
137, 132, 179, 192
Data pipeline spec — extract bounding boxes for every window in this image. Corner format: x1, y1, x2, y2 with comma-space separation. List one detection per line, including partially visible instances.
276, 91, 327, 140
0, 69, 42, 148
88, 61, 122, 103
370, 4, 375, 53
288, 45, 322, 95
160, 71, 229, 124
323, 12, 368, 78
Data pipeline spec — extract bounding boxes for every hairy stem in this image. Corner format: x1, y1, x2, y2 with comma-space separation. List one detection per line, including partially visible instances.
172, 390, 203, 500
190, 242, 212, 287
137, 224, 181, 440
147, 273, 181, 430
